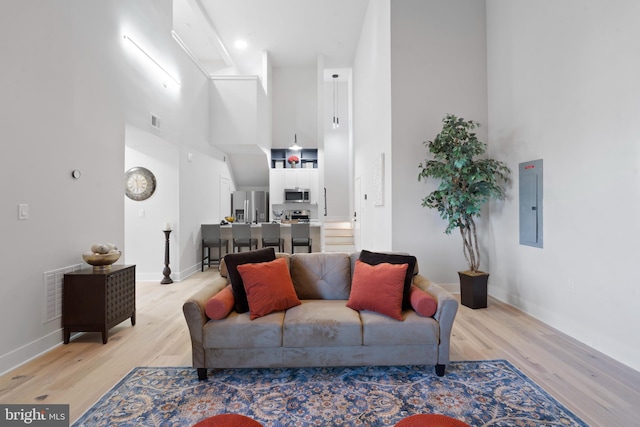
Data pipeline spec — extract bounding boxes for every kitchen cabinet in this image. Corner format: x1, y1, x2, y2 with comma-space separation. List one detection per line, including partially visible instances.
284, 169, 311, 189
270, 168, 319, 205
271, 148, 318, 169
270, 169, 285, 204
310, 169, 319, 204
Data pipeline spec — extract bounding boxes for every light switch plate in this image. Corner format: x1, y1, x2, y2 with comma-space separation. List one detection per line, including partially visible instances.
18, 204, 29, 220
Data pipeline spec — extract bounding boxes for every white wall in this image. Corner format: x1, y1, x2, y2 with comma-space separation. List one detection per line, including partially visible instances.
124, 128, 179, 281
0, 0, 231, 374
272, 67, 318, 148
323, 78, 351, 219
352, 0, 488, 267
209, 77, 269, 189
352, 0, 393, 251
486, 0, 640, 372
389, 0, 488, 282
177, 145, 231, 277
210, 78, 260, 148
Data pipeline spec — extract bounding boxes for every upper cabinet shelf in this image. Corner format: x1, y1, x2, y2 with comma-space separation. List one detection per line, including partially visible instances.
271, 148, 318, 169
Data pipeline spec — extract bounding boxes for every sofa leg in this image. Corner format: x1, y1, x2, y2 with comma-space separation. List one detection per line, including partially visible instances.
197, 368, 208, 381
435, 364, 445, 377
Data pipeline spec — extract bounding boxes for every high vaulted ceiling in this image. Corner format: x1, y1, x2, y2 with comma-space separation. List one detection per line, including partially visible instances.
173, 0, 369, 76
172, 0, 368, 188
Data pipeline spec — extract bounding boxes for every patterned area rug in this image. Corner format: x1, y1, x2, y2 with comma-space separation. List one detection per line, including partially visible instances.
73, 360, 587, 427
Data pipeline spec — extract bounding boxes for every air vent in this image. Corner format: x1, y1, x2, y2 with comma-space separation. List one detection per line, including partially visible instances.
151, 114, 161, 129
43, 264, 82, 324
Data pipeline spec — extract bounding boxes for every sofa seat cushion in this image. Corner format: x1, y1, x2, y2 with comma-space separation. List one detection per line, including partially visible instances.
360, 310, 440, 346
203, 311, 284, 348
283, 300, 362, 347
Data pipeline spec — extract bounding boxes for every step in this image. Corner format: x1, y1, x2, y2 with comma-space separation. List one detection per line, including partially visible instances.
324, 228, 354, 237
324, 243, 356, 253
325, 235, 355, 245
323, 221, 353, 230
322, 220, 354, 253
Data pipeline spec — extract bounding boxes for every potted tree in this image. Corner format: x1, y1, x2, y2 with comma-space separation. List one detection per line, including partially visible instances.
418, 114, 511, 308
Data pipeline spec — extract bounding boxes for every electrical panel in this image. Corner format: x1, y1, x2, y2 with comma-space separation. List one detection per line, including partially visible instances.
519, 159, 543, 248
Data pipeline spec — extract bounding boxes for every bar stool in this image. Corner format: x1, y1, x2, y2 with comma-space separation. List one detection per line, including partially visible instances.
232, 223, 258, 252
201, 224, 229, 271
291, 223, 312, 253
261, 223, 284, 252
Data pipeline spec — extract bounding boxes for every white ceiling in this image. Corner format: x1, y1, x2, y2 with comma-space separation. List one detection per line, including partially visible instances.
173, 0, 369, 76
172, 0, 368, 188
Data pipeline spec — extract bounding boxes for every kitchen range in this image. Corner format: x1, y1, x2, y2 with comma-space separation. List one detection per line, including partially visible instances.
280, 209, 310, 223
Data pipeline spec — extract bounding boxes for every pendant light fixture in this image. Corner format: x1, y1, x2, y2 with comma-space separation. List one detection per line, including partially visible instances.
289, 133, 302, 151
332, 74, 340, 129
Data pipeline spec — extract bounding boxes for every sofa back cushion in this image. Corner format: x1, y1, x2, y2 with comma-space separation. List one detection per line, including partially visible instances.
220, 252, 290, 280
290, 253, 351, 299
223, 248, 276, 313
349, 251, 420, 279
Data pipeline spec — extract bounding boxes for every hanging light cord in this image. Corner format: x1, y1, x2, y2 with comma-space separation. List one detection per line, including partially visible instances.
332, 74, 339, 129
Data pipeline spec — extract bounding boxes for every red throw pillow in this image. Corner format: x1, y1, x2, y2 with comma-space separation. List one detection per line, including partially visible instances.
204, 285, 235, 320
409, 285, 437, 317
224, 248, 276, 313
237, 258, 301, 320
347, 260, 408, 321
358, 250, 417, 310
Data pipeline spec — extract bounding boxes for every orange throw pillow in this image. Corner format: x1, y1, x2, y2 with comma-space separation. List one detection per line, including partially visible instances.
204, 285, 235, 320
347, 260, 408, 321
409, 285, 437, 317
237, 258, 301, 320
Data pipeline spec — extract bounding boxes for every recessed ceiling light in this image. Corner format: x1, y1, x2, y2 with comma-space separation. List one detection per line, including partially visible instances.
234, 40, 248, 50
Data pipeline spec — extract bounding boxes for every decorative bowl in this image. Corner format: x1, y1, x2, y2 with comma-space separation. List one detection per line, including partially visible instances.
82, 251, 121, 271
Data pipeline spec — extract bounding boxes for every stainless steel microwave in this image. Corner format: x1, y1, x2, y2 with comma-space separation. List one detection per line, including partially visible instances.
284, 188, 310, 203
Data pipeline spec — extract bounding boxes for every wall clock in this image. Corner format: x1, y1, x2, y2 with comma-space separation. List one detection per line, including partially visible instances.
124, 167, 156, 201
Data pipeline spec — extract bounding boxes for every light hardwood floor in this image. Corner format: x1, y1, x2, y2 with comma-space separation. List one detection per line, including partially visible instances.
1, 269, 638, 425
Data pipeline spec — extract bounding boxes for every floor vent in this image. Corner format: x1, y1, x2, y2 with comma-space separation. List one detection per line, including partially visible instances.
43, 264, 82, 324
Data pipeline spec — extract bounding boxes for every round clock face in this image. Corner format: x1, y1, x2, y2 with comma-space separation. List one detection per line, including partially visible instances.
124, 167, 156, 201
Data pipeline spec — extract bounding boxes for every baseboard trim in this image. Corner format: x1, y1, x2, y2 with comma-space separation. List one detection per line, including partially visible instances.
135, 262, 200, 282
0, 329, 64, 377
438, 282, 459, 294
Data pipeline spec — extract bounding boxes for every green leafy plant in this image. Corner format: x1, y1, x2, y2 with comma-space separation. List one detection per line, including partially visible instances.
418, 114, 511, 273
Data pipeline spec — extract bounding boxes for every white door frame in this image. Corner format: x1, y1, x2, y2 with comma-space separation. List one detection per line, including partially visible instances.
354, 175, 362, 251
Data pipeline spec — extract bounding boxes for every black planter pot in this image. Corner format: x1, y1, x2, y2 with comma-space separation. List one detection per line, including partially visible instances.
458, 271, 489, 309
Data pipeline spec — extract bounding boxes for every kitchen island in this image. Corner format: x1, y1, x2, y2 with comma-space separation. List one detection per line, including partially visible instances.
220, 222, 322, 253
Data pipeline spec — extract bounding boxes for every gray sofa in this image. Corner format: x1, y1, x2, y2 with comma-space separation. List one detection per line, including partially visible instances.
183, 252, 458, 380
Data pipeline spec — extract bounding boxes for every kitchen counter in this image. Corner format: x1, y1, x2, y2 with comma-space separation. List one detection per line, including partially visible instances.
220, 221, 321, 228
219, 222, 321, 252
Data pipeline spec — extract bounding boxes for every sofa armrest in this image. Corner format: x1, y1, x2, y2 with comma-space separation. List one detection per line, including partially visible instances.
412, 274, 459, 365
182, 278, 228, 367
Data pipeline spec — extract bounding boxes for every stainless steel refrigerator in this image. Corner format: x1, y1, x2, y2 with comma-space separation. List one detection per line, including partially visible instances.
232, 191, 269, 223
